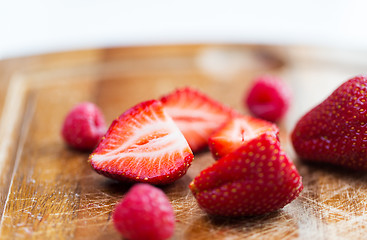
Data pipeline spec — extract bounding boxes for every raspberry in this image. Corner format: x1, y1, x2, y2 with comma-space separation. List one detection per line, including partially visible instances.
61, 102, 106, 150
245, 75, 291, 122
113, 184, 175, 240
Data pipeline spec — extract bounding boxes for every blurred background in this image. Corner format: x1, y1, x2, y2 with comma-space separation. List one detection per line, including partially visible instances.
1, 0, 367, 59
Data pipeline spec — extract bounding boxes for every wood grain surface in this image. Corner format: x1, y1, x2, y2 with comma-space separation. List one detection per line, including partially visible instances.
0, 45, 367, 239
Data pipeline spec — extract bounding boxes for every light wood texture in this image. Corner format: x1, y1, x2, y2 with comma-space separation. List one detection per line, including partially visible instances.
0, 45, 367, 239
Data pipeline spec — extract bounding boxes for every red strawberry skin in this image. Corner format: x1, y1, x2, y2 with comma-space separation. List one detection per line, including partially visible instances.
61, 102, 106, 150
208, 115, 279, 160
190, 134, 303, 217
245, 75, 291, 122
160, 87, 237, 152
113, 184, 175, 240
292, 75, 367, 170
89, 100, 194, 185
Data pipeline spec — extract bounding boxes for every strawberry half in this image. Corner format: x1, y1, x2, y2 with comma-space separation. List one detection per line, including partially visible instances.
160, 87, 237, 152
292, 75, 367, 170
208, 115, 279, 160
89, 100, 194, 185
190, 133, 303, 217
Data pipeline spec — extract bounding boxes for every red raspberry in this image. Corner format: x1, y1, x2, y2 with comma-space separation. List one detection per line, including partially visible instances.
61, 102, 106, 150
245, 75, 291, 122
113, 184, 175, 240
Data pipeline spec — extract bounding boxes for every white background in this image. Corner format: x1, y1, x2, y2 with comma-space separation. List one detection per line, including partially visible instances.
1, 0, 367, 59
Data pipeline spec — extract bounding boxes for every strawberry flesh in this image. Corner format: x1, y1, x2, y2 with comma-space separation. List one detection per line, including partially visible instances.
89, 100, 194, 185
160, 87, 237, 152
190, 133, 303, 216
209, 115, 279, 160
292, 75, 367, 170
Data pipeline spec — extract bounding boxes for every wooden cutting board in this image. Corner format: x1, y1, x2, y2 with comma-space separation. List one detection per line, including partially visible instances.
1, 44, 367, 240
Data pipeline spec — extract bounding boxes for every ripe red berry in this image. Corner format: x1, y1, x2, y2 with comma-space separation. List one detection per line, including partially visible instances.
208, 115, 279, 160
160, 87, 237, 152
190, 134, 303, 217
113, 184, 175, 240
89, 100, 193, 185
245, 75, 291, 122
292, 75, 367, 170
61, 102, 106, 150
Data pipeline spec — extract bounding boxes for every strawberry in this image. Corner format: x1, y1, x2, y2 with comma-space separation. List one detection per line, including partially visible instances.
208, 115, 279, 160
160, 87, 237, 152
89, 100, 194, 185
113, 184, 175, 240
190, 133, 303, 216
61, 102, 106, 150
245, 75, 291, 122
292, 75, 367, 170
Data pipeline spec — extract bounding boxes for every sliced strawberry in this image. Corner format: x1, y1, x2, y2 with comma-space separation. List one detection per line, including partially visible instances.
160, 87, 237, 152
190, 133, 303, 217
89, 100, 194, 185
208, 115, 279, 160
292, 75, 367, 170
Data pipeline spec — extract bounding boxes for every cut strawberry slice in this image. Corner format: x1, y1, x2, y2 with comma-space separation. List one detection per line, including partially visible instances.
209, 115, 279, 160
89, 100, 194, 185
190, 133, 303, 217
160, 87, 237, 152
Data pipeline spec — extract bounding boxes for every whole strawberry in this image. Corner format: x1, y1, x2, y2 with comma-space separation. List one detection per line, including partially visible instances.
61, 102, 106, 150
190, 133, 303, 217
113, 184, 175, 240
292, 75, 367, 170
245, 75, 291, 122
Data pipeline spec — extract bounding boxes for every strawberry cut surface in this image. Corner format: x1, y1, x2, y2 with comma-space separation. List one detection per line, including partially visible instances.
89, 100, 194, 185
209, 115, 279, 160
190, 133, 303, 217
160, 87, 237, 152
292, 75, 367, 170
